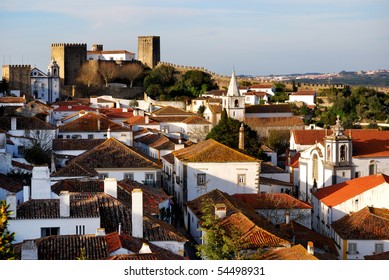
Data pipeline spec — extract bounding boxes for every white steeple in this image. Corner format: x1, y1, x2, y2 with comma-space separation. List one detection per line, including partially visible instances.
227, 70, 240, 96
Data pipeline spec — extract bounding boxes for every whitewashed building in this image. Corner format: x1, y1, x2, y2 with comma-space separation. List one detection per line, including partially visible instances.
30, 59, 61, 103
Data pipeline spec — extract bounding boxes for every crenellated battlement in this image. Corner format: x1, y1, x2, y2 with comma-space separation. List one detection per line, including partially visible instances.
51, 43, 87, 48
3, 64, 31, 68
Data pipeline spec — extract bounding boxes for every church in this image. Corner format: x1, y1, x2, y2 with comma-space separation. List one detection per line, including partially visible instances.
30, 59, 61, 103
290, 116, 389, 202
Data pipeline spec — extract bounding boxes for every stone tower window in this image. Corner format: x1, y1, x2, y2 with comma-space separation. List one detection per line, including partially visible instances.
340, 145, 347, 161
234, 99, 239, 107
312, 154, 318, 180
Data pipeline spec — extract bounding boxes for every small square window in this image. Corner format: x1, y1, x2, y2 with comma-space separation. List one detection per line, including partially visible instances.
197, 173, 206, 186
99, 173, 108, 180
237, 174, 246, 186
375, 243, 384, 254
124, 173, 134, 181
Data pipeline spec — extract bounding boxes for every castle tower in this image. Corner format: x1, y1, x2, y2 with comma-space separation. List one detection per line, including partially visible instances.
51, 43, 87, 86
222, 70, 245, 121
1, 64, 31, 98
137, 36, 160, 68
323, 115, 353, 186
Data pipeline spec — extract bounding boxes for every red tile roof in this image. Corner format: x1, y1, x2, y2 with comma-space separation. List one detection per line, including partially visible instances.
233, 193, 311, 209
332, 206, 389, 240
253, 244, 318, 260
245, 104, 292, 114
151, 106, 194, 116
313, 173, 389, 207
172, 139, 259, 163
290, 90, 316, 96
53, 105, 94, 112
0, 173, 23, 193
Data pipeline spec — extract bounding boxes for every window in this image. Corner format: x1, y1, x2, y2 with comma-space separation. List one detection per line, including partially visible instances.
41, 227, 59, 238
145, 173, 155, 186
375, 243, 384, 254
99, 173, 108, 180
355, 171, 360, 178
369, 161, 376, 175
326, 145, 331, 161
76, 225, 85, 235
237, 174, 246, 186
340, 145, 347, 161
124, 173, 134, 181
312, 154, 318, 180
197, 173, 206, 186
348, 243, 357, 255
234, 99, 239, 107
88, 134, 94, 139
17, 146, 25, 157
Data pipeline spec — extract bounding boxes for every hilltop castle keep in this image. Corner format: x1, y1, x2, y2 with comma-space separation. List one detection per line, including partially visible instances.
137, 36, 160, 69
1, 64, 31, 97
51, 43, 87, 86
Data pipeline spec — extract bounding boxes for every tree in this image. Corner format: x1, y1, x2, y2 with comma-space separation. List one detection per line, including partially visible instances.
23, 129, 53, 166
0, 200, 16, 260
117, 63, 144, 87
196, 198, 248, 260
99, 61, 118, 87
206, 109, 263, 159
76, 61, 101, 87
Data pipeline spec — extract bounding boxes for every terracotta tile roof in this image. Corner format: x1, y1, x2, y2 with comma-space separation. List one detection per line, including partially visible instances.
0, 97, 26, 103
245, 116, 304, 127
202, 89, 226, 96
233, 193, 311, 209
0, 173, 23, 193
364, 251, 389, 260
261, 161, 288, 174
207, 104, 222, 114
259, 176, 293, 187
245, 91, 268, 97
59, 112, 131, 132
172, 139, 259, 163
124, 115, 159, 125
14, 232, 183, 260
52, 139, 105, 151
161, 153, 174, 164
11, 160, 33, 171
150, 116, 188, 123
181, 115, 211, 125
253, 244, 318, 260
51, 138, 162, 177
245, 104, 292, 114
292, 129, 389, 157
279, 221, 339, 259
286, 152, 300, 168
332, 206, 389, 240
0, 116, 57, 130
51, 162, 98, 178
53, 105, 94, 112
151, 106, 194, 116
136, 133, 175, 150
51, 179, 103, 195
187, 189, 290, 248
313, 173, 389, 207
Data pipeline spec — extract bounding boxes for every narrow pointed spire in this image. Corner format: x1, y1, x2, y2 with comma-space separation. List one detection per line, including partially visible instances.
227, 69, 240, 96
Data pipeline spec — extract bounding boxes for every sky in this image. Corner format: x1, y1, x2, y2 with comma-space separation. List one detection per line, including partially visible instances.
0, 0, 388, 76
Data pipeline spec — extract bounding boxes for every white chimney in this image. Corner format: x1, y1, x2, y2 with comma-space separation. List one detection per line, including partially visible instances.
96, 228, 106, 236
145, 115, 149, 124
21, 240, 38, 260
118, 223, 122, 235
214, 203, 227, 219
104, 177, 117, 199
31, 166, 51, 199
239, 123, 244, 150
122, 108, 128, 112
59, 191, 70, 217
107, 127, 111, 139
11, 117, 17, 131
23, 185, 30, 202
132, 188, 143, 238
285, 210, 290, 224
6, 193, 17, 218
307, 241, 314, 255
139, 243, 152, 254
97, 118, 101, 131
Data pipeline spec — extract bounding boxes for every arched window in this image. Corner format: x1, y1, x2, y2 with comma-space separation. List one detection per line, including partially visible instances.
326, 145, 331, 161
312, 154, 318, 180
369, 160, 376, 175
234, 99, 239, 107
340, 145, 347, 161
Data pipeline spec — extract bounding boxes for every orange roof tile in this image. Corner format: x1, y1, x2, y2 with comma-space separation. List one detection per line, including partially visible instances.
253, 244, 318, 260
332, 206, 389, 240
172, 139, 259, 163
313, 173, 389, 207
151, 106, 194, 116
233, 193, 312, 209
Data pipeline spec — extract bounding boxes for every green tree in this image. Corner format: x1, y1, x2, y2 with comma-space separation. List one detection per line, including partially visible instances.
206, 109, 262, 159
196, 198, 247, 260
0, 200, 16, 260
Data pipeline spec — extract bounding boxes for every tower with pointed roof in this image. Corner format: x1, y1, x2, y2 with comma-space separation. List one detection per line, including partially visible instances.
323, 115, 353, 185
222, 70, 245, 121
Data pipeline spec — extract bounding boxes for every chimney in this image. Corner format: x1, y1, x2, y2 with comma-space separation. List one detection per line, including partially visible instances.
21, 240, 38, 260
145, 115, 149, 124
97, 118, 101, 131
11, 117, 17, 130
239, 123, 244, 150
132, 188, 143, 238
118, 223, 122, 235
139, 243, 152, 254
23, 185, 30, 202
214, 203, 227, 219
307, 241, 314, 255
95, 228, 106, 236
59, 191, 70, 217
104, 177, 117, 199
6, 193, 17, 218
285, 210, 290, 224
122, 108, 128, 112
31, 166, 51, 199
107, 127, 111, 139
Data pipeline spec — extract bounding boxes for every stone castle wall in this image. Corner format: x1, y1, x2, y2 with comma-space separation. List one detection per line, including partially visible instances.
138, 36, 160, 68
1, 65, 31, 97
